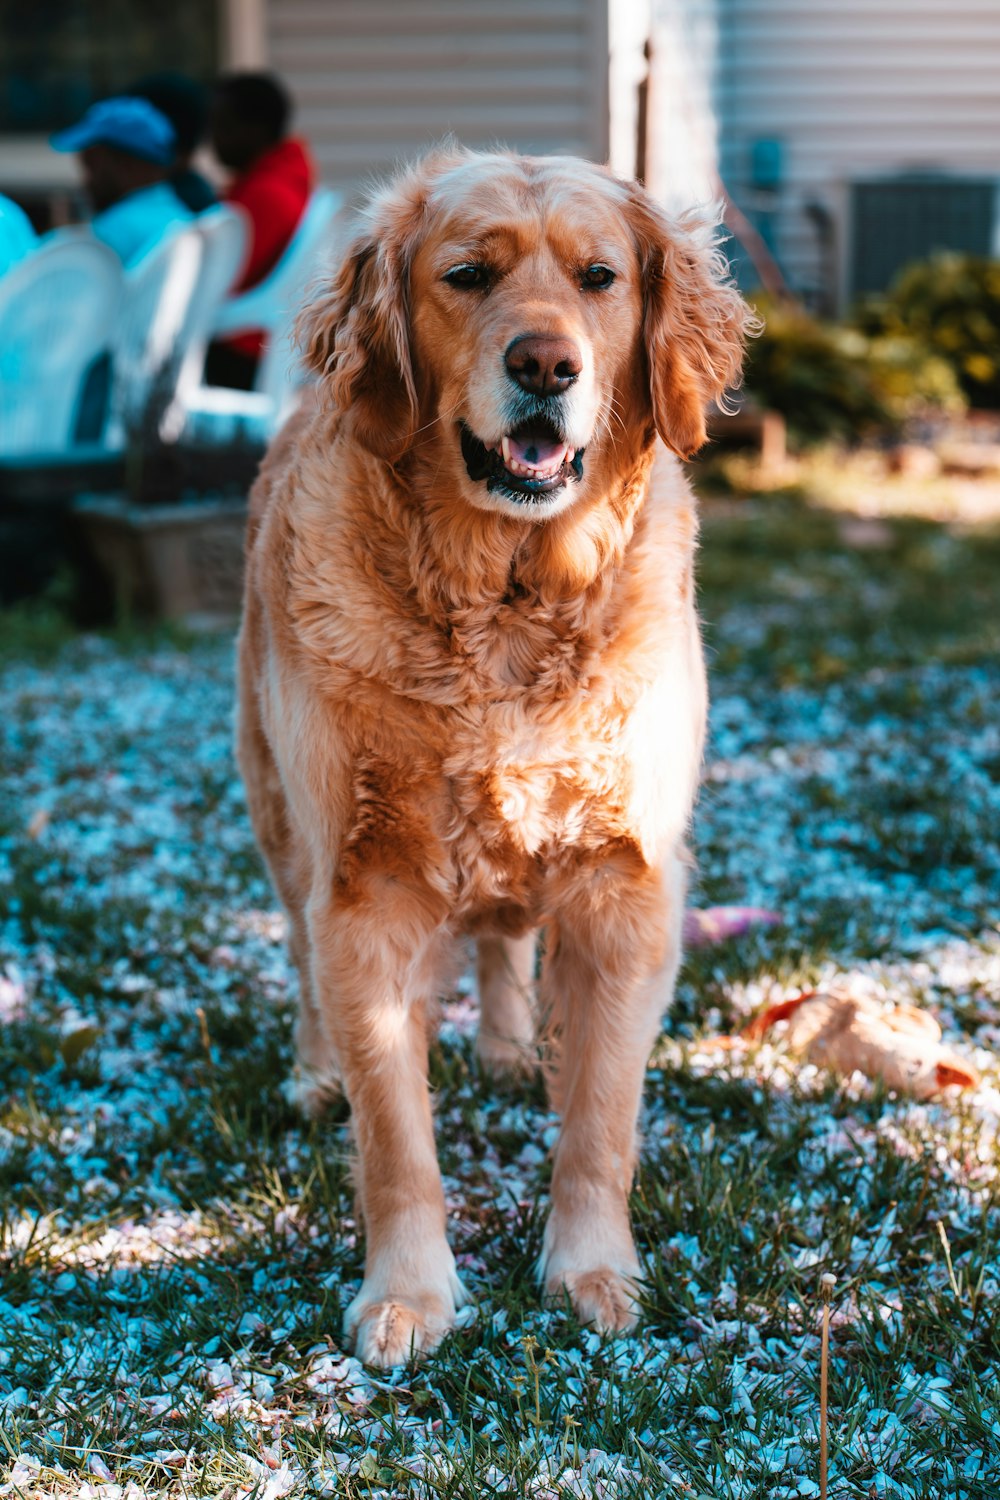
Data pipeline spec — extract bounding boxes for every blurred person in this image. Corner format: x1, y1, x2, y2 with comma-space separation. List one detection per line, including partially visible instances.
205, 71, 315, 388
132, 72, 218, 213
0, 192, 37, 277
50, 96, 193, 267
51, 97, 194, 443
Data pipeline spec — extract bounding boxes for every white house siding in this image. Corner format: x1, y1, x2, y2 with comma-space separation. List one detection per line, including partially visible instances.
266, 0, 611, 194
716, 0, 1000, 308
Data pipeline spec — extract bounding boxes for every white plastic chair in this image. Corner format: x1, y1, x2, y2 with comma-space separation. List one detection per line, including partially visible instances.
182, 187, 344, 442
106, 223, 205, 448
0, 236, 122, 457
159, 205, 249, 443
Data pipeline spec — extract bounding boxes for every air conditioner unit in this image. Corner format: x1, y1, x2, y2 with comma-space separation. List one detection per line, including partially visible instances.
849, 176, 996, 300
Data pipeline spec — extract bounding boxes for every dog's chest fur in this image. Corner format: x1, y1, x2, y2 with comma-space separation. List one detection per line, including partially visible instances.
327, 582, 637, 931
271, 451, 702, 933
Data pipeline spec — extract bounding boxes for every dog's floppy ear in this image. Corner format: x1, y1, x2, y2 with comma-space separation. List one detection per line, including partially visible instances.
625, 186, 757, 458
298, 183, 422, 462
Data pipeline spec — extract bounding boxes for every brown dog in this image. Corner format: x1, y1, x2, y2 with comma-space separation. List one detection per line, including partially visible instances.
237, 147, 752, 1366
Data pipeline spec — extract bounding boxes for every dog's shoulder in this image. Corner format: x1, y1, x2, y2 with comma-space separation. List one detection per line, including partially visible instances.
247, 389, 327, 537
621, 445, 701, 614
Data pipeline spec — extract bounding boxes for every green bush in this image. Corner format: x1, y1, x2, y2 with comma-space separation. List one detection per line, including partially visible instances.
858, 254, 1000, 408
865, 332, 967, 422
742, 298, 965, 446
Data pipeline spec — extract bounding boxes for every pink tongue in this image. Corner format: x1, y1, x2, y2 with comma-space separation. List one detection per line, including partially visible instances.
508, 433, 565, 470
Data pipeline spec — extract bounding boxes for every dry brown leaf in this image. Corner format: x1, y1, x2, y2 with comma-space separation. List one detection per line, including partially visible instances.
26, 807, 50, 839
743, 991, 981, 1100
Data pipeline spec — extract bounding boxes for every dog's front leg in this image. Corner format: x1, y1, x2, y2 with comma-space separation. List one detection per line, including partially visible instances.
539, 852, 686, 1333
308, 884, 465, 1366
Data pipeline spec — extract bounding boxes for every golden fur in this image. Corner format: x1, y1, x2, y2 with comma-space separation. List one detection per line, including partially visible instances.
237, 147, 753, 1366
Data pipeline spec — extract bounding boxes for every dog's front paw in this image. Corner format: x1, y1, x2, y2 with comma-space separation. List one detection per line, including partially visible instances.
545, 1265, 641, 1334
347, 1294, 451, 1367
540, 1211, 643, 1334
345, 1257, 468, 1368
346, 1280, 466, 1368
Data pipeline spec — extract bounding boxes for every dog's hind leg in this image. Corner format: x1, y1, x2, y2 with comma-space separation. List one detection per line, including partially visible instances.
476, 931, 537, 1076
236, 646, 340, 1113
286, 895, 343, 1116
538, 850, 686, 1334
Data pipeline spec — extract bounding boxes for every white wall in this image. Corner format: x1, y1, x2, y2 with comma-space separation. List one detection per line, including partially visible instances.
266, 0, 611, 192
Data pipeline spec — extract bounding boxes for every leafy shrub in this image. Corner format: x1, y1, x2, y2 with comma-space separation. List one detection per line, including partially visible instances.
742, 301, 887, 444
858, 254, 1000, 408
865, 333, 966, 423
743, 298, 964, 445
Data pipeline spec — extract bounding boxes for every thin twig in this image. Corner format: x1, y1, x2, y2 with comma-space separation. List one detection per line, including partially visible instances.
819, 1273, 836, 1500
936, 1219, 963, 1303
195, 1006, 212, 1064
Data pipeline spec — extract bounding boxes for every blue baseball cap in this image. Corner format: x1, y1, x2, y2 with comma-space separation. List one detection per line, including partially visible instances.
50, 97, 177, 166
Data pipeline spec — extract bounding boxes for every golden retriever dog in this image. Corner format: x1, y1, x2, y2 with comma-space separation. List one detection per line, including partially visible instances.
237, 146, 752, 1367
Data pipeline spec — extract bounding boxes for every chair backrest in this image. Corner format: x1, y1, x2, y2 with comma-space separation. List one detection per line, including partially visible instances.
256, 189, 346, 409
108, 223, 204, 445
0, 235, 122, 457
161, 205, 249, 441
211, 187, 345, 413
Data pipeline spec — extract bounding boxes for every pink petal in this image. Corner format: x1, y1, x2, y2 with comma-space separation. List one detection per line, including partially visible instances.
683, 906, 784, 947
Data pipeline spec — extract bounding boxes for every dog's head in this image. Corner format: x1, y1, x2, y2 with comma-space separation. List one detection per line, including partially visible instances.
303, 148, 754, 521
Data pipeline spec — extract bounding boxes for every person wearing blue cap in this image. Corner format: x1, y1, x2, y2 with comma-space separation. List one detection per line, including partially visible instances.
132, 74, 218, 214
50, 96, 194, 268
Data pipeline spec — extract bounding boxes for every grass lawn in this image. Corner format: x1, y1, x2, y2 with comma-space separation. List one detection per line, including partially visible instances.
0, 483, 998, 1499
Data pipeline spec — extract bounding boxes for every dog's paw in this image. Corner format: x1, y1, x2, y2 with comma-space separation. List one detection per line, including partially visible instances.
347, 1295, 451, 1367
345, 1280, 466, 1368
281, 1065, 341, 1119
540, 1210, 643, 1334
345, 1256, 468, 1368
476, 1029, 537, 1079
547, 1265, 641, 1334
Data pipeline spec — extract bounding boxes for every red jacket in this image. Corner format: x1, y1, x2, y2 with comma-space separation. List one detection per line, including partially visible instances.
224, 137, 316, 358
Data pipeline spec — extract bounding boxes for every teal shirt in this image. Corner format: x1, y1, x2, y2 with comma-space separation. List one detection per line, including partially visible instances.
91, 181, 194, 268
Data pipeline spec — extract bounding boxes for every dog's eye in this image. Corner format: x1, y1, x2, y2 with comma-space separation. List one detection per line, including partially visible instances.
582, 264, 616, 290
444, 263, 491, 290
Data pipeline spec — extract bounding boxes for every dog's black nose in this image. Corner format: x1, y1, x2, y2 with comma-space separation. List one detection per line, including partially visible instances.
505, 334, 582, 397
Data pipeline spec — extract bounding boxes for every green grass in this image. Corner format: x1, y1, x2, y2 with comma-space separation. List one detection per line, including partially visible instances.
0, 486, 998, 1498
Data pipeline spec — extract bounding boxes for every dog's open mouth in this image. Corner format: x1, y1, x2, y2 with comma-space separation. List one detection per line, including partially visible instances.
460, 418, 584, 501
